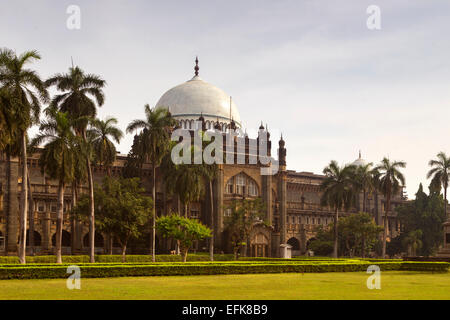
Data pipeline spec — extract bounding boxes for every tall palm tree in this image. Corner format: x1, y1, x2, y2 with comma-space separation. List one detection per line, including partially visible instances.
353, 162, 375, 212
197, 130, 218, 261
45, 66, 105, 263
88, 117, 123, 176
320, 161, 357, 258
427, 152, 450, 222
32, 110, 77, 263
127, 105, 176, 261
374, 157, 406, 258
0, 88, 20, 256
0, 48, 48, 264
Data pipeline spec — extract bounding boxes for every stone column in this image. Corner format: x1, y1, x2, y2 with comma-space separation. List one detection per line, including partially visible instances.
41, 201, 51, 253
6, 157, 19, 255
262, 172, 273, 225
278, 172, 287, 249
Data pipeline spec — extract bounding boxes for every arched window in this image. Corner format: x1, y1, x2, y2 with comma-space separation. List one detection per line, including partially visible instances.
248, 179, 258, 196
225, 173, 259, 197
235, 174, 245, 194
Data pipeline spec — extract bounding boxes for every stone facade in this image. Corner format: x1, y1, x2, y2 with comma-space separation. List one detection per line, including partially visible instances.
0, 125, 407, 257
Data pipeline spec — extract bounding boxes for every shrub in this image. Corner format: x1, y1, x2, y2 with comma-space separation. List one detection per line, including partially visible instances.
0, 260, 447, 280
0, 254, 234, 264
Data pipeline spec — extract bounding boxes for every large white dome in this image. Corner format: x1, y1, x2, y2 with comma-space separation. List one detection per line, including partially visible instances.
155, 71, 241, 128
352, 151, 367, 167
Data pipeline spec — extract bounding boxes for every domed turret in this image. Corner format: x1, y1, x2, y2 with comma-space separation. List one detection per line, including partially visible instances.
155, 57, 241, 128
352, 151, 367, 167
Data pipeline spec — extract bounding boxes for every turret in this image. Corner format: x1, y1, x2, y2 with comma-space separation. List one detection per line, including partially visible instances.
278, 134, 286, 169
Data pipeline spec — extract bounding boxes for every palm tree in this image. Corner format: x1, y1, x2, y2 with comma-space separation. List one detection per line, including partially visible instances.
32, 110, 77, 263
427, 152, 450, 222
320, 161, 357, 258
0, 88, 20, 256
0, 48, 48, 264
353, 162, 375, 212
45, 66, 105, 263
88, 117, 123, 175
175, 164, 205, 218
127, 105, 176, 261
197, 130, 218, 261
374, 157, 406, 258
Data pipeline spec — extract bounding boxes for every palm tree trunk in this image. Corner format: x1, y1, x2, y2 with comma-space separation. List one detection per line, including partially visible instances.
444, 186, 448, 221
333, 207, 338, 258
209, 180, 214, 261
87, 158, 95, 263
382, 192, 391, 258
27, 171, 35, 256
4, 150, 11, 256
362, 235, 366, 258
363, 190, 366, 212
151, 163, 156, 262
56, 180, 65, 264
19, 132, 28, 264
70, 181, 77, 255
121, 241, 127, 263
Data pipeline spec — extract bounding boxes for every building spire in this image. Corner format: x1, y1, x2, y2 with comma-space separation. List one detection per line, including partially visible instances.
359, 150, 361, 159
194, 56, 199, 76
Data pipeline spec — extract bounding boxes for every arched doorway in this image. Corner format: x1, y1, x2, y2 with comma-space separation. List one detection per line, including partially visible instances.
52, 230, 71, 247
83, 232, 104, 248
26, 230, 42, 246
287, 237, 300, 256
251, 232, 269, 257
0, 231, 4, 251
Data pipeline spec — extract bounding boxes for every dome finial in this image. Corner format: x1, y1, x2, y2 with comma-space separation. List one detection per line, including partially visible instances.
359, 150, 361, 159
194, 56, 199, 76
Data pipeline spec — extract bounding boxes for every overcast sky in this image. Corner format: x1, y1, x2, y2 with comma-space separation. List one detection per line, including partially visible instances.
1, 0, 450, 198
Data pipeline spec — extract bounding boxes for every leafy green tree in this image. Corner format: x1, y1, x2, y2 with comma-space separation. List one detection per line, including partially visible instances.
126, 105, 176, 261
320, 161, 357, 258
88, 117, 123, 175
338, 212, 383, 257
156, 214, 211, 262
395, 183, 446, 256
32, 110, 77, 263
224, 198, 266, 259
307, 226, 334, 256
46, 66, 105, 263
374, 157, 406, 258
73, 177, 152, 262
402, 229, 423, 256
0, 48, 49, 263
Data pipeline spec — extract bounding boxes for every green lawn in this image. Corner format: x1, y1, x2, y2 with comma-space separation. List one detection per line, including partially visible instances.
1, 271, 449, 300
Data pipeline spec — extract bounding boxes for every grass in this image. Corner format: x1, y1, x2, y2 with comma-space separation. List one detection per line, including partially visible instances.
1, 271, 449, 300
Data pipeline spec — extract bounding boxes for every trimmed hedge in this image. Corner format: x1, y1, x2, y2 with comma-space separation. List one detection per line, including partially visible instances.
0, 261, 447, 280
0, 254, 234, 264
